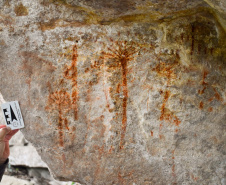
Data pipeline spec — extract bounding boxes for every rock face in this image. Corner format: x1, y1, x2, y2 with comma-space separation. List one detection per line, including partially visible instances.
9, 145, 48, 168
0, 0, 226, 184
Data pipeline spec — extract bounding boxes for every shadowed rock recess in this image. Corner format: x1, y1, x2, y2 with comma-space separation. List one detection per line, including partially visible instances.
0, 0, 226, 184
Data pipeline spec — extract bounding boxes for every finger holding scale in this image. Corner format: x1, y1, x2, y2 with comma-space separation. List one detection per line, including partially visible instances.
1, 101, 25, 130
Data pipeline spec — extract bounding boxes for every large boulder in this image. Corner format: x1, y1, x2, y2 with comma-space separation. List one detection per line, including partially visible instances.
0, 0, 225, 184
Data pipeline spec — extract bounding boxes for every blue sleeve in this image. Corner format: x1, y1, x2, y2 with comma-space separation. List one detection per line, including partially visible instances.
0, 158, 8, 181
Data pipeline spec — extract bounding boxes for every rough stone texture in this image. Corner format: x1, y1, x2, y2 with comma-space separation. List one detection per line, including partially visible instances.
9, 145, 48, 168
2, 175, 34, 185
9, 130, 28, 146
0, 0, 225, 184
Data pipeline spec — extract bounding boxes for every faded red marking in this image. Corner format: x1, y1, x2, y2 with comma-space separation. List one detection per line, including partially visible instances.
93, 144, 106, 183
69, 126, 76, 144
160, 91, 181, 127
208, 87, 223, 102
116, 83, 121, 94
46, 90, 71, 146
151, 131, 153, 136
59, 113, 64, 147
159, 123, 163, 131
159, 134, 165, 140
190, 173, 199, 181
26, 78, 32, 106
83, 83, 93, 147
172, 150, 176, 184
61, 153, 66, 172
199, 101, 204, 109
108, 146, 114, 153
160, 91, 170, 121
211, 87, 223, 102
118, 172, 124, 185
208, 107, 213, 112
64, 44, 78, 120
152, 62, 177, 85
198, 70, 208, 94
64, 118, 69, 130
103, 83, 110, 110
102, 40, 139, 149
118, 170, 134, 185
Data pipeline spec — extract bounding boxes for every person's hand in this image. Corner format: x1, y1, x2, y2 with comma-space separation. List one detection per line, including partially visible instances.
0, 125, 19, 165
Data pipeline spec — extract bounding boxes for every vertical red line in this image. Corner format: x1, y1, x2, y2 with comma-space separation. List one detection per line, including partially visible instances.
64, 45, 78, 120
72, 45, 78, 120
58, 105, 64, 147
64, 118, 69, 130
120, 58, 128, 149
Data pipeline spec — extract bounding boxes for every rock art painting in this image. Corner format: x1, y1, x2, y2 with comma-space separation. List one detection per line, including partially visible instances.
64, 44, 79, 120
0, 0, 226, 184
102, 40, 140, 149
46, 89, 71, 146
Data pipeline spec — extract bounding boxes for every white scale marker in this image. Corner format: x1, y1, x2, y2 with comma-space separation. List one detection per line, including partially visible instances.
1, 101, 25, 130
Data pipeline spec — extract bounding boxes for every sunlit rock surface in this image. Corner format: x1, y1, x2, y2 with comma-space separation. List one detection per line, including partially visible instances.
0, 0, 225, 184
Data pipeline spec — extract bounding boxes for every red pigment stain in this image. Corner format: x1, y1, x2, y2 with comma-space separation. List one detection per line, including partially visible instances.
160, 91, 170, 120
61, 153, 66, 171
159, 123, 163, 131
160, 91, 181, 126
159, 134, 165, 140
172, 150, 176, 184
93, 144, 106, 183
103, 84, 110, 110
208, 107, 213, 112
64, 118, 70, 130
25, 78, 32, 106
212, 87, 223, 102
152, 62, 176, 85
151, 131, 153, 136
108, 146, 114, 153
102, 40, 139, 149
198, 70, 208, 94
191, 174, 199, 181
199, 101, 204, 109
64, 44, 78, 120
46, 90, 71, 146
69, 126, 76, 144
118, 172, 124, 185
116, 83, 121, 93
118, 170, 134, 185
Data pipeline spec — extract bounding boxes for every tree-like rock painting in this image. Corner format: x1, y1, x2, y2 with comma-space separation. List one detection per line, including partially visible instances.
102, 40, 140, 149
64, 45, 78, 120
46, 89, 71, 146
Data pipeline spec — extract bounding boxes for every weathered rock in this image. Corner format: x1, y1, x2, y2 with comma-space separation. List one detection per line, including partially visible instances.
9, 146, 48, 168
0, 0, 225, 184
2, 175, 34, 185
9, 130, 28, 146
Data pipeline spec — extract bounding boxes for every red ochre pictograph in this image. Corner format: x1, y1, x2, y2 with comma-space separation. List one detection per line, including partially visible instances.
46, 89, 71, 146
102, 40, 140, 149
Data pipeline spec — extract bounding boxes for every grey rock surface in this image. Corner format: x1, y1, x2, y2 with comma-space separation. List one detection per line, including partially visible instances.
2, 175, 34, 185
9, 130, 28, 146
0, 0, 225, 184
9, 145, 48, 168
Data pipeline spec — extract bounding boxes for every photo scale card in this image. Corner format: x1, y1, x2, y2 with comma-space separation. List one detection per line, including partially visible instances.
1, 101, 25, 130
